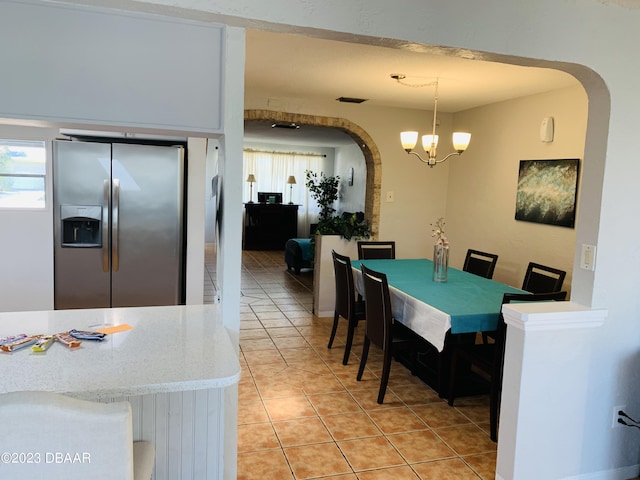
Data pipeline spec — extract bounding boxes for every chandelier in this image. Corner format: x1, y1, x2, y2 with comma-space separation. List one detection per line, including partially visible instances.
392, 74, 471, 167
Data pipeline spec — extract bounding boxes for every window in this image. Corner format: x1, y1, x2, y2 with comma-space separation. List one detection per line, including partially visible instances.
243, 149, 325, 237
0, 139, 46, 209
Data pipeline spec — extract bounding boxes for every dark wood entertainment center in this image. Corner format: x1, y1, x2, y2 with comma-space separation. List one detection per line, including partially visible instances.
243, 203, 299, 250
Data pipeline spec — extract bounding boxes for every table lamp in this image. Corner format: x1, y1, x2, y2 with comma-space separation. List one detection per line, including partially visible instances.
287, 175, 296, 204
246, 174, 256, 203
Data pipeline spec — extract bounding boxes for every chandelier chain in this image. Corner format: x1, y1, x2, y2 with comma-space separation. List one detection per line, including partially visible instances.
392, 76, 440, 109
392, 77, 438, 89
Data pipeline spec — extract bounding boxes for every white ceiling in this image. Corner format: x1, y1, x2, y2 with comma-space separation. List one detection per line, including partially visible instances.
244, 29, 580, 146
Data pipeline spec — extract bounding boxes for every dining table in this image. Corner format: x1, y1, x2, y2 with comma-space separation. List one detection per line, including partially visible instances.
351, 258, 524, 396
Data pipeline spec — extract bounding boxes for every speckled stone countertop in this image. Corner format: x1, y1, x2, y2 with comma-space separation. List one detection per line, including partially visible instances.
0, 304, 240, 400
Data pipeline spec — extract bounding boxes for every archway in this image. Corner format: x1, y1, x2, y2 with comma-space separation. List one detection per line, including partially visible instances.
244, 109, 382, 238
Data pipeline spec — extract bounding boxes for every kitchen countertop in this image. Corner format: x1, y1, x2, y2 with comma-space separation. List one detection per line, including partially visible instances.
0, 304, 241, 400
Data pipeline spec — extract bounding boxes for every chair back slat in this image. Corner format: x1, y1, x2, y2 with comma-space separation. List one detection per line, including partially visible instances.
360, 264, 392, 350
332, 250, 357, 319
521, 262, 566, 293
357, 241, 396, 260
463, 249, 499, 279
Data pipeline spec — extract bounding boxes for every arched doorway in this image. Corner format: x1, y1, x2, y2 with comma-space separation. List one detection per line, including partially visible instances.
244, 109, 382, 238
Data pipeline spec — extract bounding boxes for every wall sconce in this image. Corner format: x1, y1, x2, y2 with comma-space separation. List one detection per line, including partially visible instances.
392, 74, 471, 167
246, 174, 256, 203
287, 175, 297, 204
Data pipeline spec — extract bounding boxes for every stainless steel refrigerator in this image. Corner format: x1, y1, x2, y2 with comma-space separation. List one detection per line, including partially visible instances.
53, 139, 186, 309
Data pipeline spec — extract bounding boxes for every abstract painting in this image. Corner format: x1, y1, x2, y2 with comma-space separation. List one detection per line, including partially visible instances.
515, 159, 580, 228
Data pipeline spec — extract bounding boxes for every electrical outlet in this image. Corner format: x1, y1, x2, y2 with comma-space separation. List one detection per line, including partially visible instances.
613, 404, 626, 428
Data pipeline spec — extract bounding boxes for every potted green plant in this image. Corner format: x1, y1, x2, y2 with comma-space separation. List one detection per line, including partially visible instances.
337, 211, 371, 241
305, 170, 371, 316
305, 171, 371, 240
305, 171, 339, 224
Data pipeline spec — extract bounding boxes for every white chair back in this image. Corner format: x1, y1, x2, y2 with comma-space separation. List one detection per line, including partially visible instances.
0, 391, 151, 480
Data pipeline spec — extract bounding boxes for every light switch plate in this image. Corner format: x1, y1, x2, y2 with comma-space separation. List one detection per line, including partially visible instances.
386, 191, 394, 202
580, 244, 596, 271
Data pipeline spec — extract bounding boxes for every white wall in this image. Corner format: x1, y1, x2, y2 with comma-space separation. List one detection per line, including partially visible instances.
185, 137, 207, 305
446, 86, 587, 292
0, 1, 223, 133
217, 26, 245, 479
334, 142, 366, 215
204, 139, 219, 244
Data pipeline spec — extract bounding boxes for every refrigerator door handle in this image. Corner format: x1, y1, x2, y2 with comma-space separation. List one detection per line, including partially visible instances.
102, 180, 110, 273
112, 179, 120, 272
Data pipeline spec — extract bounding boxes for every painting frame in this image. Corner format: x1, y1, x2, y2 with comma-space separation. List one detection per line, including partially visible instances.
514, 158, 580, 228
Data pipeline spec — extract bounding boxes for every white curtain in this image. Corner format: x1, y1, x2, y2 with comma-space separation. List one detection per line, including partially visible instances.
243, 149, 324, 237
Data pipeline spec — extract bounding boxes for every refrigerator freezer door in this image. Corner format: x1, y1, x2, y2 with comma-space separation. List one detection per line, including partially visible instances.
53, 140, 112, 309
110, 143, 185, 307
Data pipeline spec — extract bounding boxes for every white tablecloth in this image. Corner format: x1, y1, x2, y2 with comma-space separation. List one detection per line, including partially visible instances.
353, 268, 451, 351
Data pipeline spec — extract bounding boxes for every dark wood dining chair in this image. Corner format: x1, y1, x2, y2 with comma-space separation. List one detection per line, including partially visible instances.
447, 290, 567, 442
522, 262, 566, 293
328, 250, 366, 365
357, 241, 396, 260
357, 263, 415, 404
463, 249, 500, 344
463, 249, 499, 279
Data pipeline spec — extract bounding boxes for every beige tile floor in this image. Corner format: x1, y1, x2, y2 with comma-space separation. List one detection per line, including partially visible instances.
205, 247, 497, 479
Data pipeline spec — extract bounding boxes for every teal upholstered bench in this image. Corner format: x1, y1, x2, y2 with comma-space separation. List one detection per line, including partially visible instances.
285, 238, 314, 274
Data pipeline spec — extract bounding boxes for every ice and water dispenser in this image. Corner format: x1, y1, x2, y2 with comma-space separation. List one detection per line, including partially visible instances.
60, 205, 102, 247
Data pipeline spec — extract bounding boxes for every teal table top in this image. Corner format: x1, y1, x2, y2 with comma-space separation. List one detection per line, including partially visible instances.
352, 258, 524, 336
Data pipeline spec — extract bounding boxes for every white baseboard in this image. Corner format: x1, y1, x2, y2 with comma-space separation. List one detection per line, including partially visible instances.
561, 465, 639, 480
497, 465, 638, 480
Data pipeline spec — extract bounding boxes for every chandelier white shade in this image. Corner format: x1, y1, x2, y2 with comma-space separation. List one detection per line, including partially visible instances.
452, 132, 472, 151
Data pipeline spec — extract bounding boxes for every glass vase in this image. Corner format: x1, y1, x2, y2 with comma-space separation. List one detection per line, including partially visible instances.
433, 244, 449, 282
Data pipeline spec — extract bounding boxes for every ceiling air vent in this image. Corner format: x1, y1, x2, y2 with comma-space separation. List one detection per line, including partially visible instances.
337, 97, 368, 104
271, 122, 300, 129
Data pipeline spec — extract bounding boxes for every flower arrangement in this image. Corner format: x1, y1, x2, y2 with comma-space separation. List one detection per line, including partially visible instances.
431, 217, 449, 282
431, 217, 449, 248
